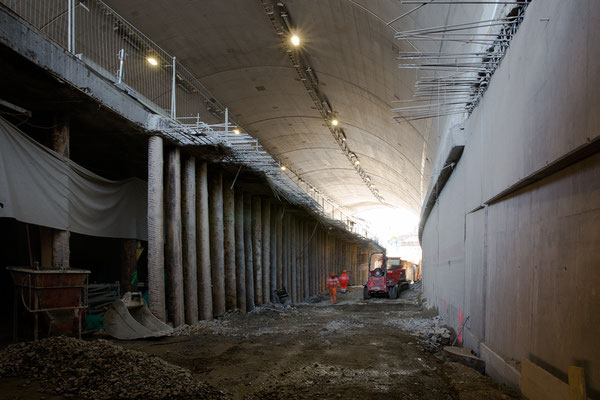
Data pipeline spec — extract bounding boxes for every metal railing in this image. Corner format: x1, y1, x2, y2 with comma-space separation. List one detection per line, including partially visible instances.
0, 0, 377, 242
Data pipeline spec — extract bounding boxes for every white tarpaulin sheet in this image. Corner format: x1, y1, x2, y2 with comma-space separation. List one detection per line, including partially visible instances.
0, 117, 147, 240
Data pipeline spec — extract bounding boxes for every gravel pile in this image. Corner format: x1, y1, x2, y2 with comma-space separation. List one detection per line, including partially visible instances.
384, 316, 454, 352
0, 336, 225, 399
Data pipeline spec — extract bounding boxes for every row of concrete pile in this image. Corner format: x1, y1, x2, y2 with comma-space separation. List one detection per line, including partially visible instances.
146, 137, 374, 327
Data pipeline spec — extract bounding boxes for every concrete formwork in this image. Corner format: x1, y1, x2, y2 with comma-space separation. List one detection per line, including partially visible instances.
223, 179, 237, 311
243, 193, 255, 311
196, 162, 213, 320
234, 191, 246, 313
252, 197, 262, 305
420, 0, 600, 393
165, 147, 184, 327
181, 156, 198, 325
209, 170, 226, 317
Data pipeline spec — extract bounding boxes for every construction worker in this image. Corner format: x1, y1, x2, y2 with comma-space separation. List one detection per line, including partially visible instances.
326, 273, 340, 304
338, 269, 350, 294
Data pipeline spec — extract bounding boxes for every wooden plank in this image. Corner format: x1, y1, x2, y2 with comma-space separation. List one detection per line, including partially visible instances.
521, 359, 569, 400
568, 366, 586, 400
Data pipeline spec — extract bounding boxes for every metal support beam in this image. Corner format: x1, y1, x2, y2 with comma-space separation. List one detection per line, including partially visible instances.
270, 205, 278, 302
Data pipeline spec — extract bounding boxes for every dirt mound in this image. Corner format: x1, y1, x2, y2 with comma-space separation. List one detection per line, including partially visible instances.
0, 336, 225, 399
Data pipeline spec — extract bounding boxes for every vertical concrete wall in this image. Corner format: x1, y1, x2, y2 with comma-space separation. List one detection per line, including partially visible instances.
420, 0, 600, 394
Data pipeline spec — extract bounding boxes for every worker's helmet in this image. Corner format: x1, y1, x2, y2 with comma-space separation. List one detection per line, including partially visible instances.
342, 269, 346, 273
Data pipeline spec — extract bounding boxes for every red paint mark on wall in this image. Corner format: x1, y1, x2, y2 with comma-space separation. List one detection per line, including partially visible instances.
443, 299, 446, 312
458, 307, 464, 344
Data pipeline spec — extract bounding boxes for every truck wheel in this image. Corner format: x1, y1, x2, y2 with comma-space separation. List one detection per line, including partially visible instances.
363, 287, 370, 300
391, 286, 398, 299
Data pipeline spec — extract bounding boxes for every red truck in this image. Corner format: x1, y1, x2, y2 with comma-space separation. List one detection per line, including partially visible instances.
363, 252, 409, 299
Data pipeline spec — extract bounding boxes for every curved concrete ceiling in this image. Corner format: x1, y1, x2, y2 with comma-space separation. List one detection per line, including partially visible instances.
105, 0, 492, 217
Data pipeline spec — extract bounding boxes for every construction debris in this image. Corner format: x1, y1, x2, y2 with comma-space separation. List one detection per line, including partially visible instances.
0, 336, 225, 399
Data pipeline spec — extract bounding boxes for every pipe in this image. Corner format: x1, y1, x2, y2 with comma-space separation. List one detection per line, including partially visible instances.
147, 136, 165, 321
196, 162, 213, 320
166, 147, 184, 327
234, 191, 246, 312
182, 156, 198, 325
209, 170, 226, 317
261, 199, 271, 304
252, 197, 263, 305
223, 178, 237, 311
243, 194, 255, 311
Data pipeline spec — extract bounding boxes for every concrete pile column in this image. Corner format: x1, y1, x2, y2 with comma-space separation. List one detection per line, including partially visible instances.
297, 219, 303, 301
252, 197, 263, 305
282, 214, 289, 294
270, 205, 278, 302
290, 217, 297, 303
234, 191, 246, 312
303, 222, 309, 299
209, 170, 226, 317
52, 115, 70, 268
182, 156, 198, 325
223, 179, 237, 311
166, 148, 184, 327
148, 136, 166, 320
196, 162, 213, 320
120, 239, 137, 294
261, 199, 271, 304
243, 194, 255, 311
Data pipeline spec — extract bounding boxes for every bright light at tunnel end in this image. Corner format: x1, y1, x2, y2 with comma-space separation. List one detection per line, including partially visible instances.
355, 208, 422, 264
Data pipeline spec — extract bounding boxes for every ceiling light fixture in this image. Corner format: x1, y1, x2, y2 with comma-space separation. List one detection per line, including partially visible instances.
354, 159, 360, 165
290, 34, 300, 47
146, 57, 158, 66
233, 128, 241, 134
331, 119, 339, 126
280, 165, 287, 171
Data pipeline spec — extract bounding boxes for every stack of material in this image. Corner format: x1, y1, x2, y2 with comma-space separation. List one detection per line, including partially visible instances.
0, 336, 225, 399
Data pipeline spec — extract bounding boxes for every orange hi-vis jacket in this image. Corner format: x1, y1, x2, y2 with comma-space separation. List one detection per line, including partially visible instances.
327, 277, 340, 289
338, 273, 350, 289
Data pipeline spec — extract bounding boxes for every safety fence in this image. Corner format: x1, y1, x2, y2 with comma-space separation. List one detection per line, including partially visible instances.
0, 0, 377, 242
